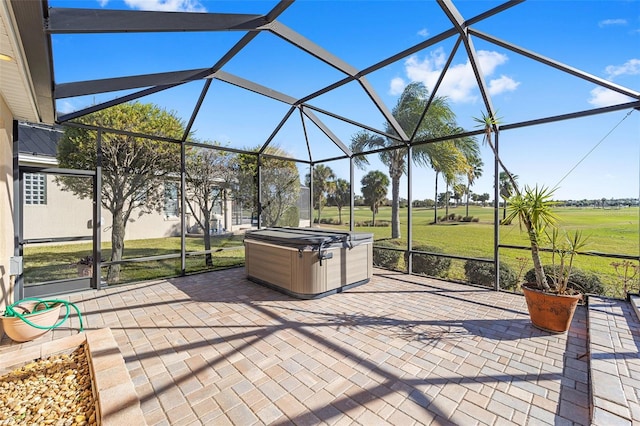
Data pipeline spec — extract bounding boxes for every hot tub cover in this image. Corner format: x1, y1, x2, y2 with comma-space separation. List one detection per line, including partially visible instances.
244, 227, 372, 249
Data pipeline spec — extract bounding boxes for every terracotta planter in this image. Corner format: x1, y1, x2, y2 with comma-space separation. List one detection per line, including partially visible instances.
522, 283, 582, 333
1, 301, 63, 342
77, 264, 93, 277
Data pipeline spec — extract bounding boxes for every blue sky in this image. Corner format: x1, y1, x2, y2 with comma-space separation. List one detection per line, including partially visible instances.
50, 0, 640, 201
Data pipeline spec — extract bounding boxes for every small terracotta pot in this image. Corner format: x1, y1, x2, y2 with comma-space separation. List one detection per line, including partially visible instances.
522, 283, 582, 333
1, 301, 62, 342
77, 264, 93, 277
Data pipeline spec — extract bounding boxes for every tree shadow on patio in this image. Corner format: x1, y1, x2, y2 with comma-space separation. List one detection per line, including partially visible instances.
90, 267, 590, 425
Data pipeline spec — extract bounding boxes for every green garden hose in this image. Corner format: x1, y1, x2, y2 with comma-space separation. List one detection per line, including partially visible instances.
4, 298, 84, 332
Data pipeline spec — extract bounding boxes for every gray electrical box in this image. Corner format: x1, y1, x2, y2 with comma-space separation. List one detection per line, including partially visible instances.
9, 256, 23, 275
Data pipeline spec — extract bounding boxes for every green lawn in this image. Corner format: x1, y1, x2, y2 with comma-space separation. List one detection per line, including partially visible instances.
316, 204, 639, 296
23, 205, 639, 297
23, 233, 245, 285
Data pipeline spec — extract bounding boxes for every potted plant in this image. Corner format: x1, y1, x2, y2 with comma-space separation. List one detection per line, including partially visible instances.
505, 186, 585, 332
75, 255, 101, 277
475, 111, 584, 333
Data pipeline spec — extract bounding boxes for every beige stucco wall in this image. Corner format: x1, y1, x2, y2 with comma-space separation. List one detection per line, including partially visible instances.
0, 96, 15, 311
22, 178, 236, 242
22, 177, 185, 242
22, 175, 93, 240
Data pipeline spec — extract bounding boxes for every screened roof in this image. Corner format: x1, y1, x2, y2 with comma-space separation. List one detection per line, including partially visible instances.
6, 0, 640, 199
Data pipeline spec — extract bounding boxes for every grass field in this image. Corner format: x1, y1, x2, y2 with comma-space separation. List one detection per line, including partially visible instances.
23, 204, 639, 297
23, 234, 245, 285
315, 204, 640, 296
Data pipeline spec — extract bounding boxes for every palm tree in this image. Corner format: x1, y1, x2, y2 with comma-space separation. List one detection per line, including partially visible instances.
449, 131, 481, 217
465, 156, 483, 217
452, 183, 466, 208
328, 178, 350, 224
444, 176, 456, 217
474, 111, 554, 292
361, 170, 389, 226
473, 112, 522, 222
306, 164, 335, 223
432, 129, 479, 223
499, 171, 518, 221
504, 185, 557, 291
351, 82, 467, 238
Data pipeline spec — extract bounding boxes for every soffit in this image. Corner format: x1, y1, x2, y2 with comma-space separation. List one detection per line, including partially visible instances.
0, 0, 54, 124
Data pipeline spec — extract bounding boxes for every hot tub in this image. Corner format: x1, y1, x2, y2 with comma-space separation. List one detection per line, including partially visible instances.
244, 227, 373, 299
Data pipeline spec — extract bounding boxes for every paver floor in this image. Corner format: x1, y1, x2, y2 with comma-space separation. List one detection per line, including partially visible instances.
1, 268, 591, 425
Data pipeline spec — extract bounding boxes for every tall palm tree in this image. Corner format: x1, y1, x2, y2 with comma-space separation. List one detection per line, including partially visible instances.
473, 112, 520, 222
474, 111, 552, 291
499, 171, 518, 221
361, 170, 389, 226
452, 183, 466, 208
429, 141, 462, 223
306, 164, 335, 222
329, 178, 350, 224
451, 130, 481, 217
465, 156, 483, 217
351, 82, 464, 238
432, 129, 480, 223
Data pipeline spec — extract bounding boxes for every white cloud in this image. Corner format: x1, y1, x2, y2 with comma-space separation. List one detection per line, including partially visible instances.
488, 75, 520, 95
417, 28, 429, 37
586, 59, 638, 106
400, 48, 517, 103
605, 59, 640, 79
389, 77, 406, 96
97, 0, 109, 7
123, 0, 206, 12
598, 19, 627, 27
56, 100, 76, 114
588, 87, 634, 107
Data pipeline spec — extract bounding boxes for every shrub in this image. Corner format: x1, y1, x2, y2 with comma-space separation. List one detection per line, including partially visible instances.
523, 265, 605, 295
373, 240, 403, 270
365, 220, 390, 227
471, 217, 480, 222
462, 216, 473, 222
464, 260, 518, 291
278, 206, 299, 227
406, 245, 451, 278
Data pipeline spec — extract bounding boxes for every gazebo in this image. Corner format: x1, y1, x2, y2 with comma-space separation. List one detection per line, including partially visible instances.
1, 2, 640, 424
1, 1, 639, 311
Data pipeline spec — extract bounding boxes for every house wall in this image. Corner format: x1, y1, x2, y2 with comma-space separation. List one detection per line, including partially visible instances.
22, 174, 93, 240
21, 176, 234, 243
0, 96, 15, 313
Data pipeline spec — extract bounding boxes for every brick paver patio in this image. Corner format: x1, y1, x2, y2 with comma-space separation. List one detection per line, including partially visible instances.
1, 268, 591, 425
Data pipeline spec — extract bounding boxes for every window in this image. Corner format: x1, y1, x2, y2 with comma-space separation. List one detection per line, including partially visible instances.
24, 173, 47, 205
163, 182, 179, 217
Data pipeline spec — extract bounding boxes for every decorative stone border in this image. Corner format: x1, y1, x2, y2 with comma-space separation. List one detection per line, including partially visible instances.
0, 328, 144, 425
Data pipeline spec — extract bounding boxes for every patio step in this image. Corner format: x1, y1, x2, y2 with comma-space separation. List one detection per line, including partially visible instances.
632, 295, 640, 322
587, 296, 640, 425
